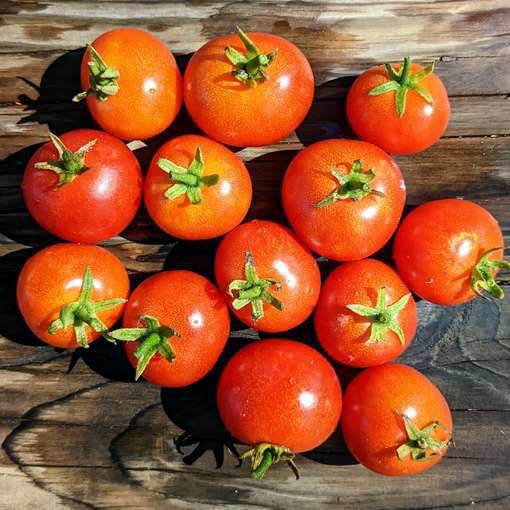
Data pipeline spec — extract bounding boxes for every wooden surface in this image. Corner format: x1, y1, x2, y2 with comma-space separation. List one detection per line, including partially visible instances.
1, 1, 510, 509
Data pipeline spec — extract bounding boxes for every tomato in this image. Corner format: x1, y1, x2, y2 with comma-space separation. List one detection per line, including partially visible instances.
183, 26, 314, 147
346, 57, 450, 154
214, 220, 321, 332
282, 139, 406, 261
109, 270, 229, 387
75, 28, 182, 140
217, 338, 342, 479
393, 199, 509, 305
315, 259, 417, 368
144, 134, 252, 240
342, 363, 452, 476
16, 243, 129, 349
22, 130, 142, 244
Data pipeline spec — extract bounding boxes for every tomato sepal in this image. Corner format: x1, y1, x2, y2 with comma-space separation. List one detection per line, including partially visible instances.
471, 247, 510, 300
47, 266, 127, 348
241, 443, 299, 480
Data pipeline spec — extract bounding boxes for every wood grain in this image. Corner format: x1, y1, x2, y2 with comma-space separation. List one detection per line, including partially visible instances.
1, 0, 510, 509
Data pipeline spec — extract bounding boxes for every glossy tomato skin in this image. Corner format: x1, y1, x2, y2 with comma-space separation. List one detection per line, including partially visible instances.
16, 244, 129, 349
346, 63, 450, 154
217, 339, 342, 453
22, 129, 142, 244
214, 220, 321, 332
393, 199, 504, 305
123, 270, 230, 387
81, 28, 182, 140
282, 139, 406, 261
183, 32, 314, 147
342, 364, 452, 476
315, 259, 417, 367
144, 135, 252, 240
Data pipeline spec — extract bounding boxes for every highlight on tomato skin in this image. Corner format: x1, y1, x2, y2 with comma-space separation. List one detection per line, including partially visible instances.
217, 338, 342, 479
393, 198, 509, 305
341, 363, 453, 477
183, 26, 314, 147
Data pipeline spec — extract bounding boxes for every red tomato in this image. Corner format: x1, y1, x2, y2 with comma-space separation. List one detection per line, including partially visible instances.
111, 270, 229, 387
183, 27, 314, 147
22, 129, 142, 244
75, 28, 182, 140
342, 363, 453, 476
214, 220, 321, 332
17, 243, 129, 349
315, 259, 417, 368
144, 135, 252, 240
217, 338, 342, 478
282, 139, 406, 261
393, 199, 508, 305
346, 57, 450, 154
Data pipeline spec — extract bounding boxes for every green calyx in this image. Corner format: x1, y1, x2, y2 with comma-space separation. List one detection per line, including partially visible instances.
225, 26, 278, 86
314, 160, 384, 208
108, 315, 180, 381
48, 267, 126, 348
346, 287, 411, 346
369, 56, 435, 117
228, 252, 283, 322
241, 443, 299, 480
34, 133, 97, 186
73, 44, 120, 102
471, 247, 510, 300
396, 415, 451, 462
157, 147, 219, 205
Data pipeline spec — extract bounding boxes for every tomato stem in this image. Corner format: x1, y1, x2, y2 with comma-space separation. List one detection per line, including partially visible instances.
471, 247, 510, 300
241, 443, 299, 480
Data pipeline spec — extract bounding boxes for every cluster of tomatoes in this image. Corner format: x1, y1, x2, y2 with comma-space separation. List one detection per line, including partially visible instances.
15, 27, 509, 480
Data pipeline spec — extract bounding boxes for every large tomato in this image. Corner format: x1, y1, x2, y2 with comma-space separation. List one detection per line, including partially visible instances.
346, 57, 450, 154
17, 244, 129, 349
282, 139, 406, 261
217, 338, 342, 479
393, 199, 508, 305
214, 220, 321, 332
315, 259, 417, 368
22, 129, 142, 244
342, 364, 453, 476
110, 270, 230, 387
183, 27, 314, 147
75, 28, 182, 140
144, 134, 252, 240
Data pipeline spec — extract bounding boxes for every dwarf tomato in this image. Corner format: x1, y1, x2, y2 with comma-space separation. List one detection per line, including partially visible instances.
22, 130, 142, 244
183, 27, 314, 147
282, 139, 405, 261
342, 364, 452, 476
217, 338, 342, 479
109, 270, 229, 387
214, 220, 321, 332
75, 28, 182, 140
346, 57, 450, 154
393, 199, 509, 305
315, 259, 417, 368
144, 135, 252, 240
17, 244, 129, 349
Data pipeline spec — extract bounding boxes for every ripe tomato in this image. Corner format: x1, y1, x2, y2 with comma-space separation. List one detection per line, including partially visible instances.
144, 134, 252, 240
22, 130, 142, 244
110, 270, 230, 387
282, 139, 406, 261
393, 199, 508, 305
315, 259, 417, 368
217, 338, 342, 479
75, 28, 182, 140
342, 363, 452, 476
214, 220, 321, 332
183, 26, 314, 147
346, 57, 450, 154
17, 244, 129, 349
